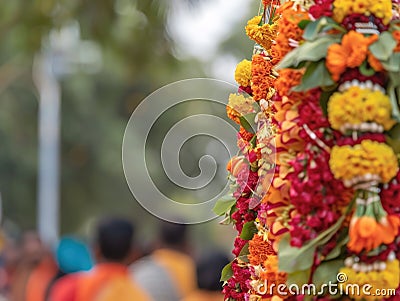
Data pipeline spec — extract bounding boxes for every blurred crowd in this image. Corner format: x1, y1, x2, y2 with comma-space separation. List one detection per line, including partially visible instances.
0, 217, 230, 301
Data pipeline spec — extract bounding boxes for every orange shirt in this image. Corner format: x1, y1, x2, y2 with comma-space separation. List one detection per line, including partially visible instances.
25, 256, 57, 301
48, 273, 80, 301
76, 263, 150, 301
183, 290, 224, 301
152, 249, 197, 299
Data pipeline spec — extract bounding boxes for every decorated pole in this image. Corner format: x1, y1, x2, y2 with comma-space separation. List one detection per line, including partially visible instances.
216, 0, 400, 300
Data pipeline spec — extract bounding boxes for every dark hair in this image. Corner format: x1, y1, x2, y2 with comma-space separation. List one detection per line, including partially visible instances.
96, 217, 134, 262
197, 251, 230, 291
159, 220, 187, 248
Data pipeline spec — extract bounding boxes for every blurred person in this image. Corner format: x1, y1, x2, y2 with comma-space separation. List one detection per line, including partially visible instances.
183, 250, 230, 301
45, 237, 93, 301
0, 238, 20, 299
131, 220, 197, 301
50, 217, 150, 301
11, 231, 57, 301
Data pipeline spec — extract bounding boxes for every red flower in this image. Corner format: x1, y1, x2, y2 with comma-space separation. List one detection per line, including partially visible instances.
309, 0, 334, 19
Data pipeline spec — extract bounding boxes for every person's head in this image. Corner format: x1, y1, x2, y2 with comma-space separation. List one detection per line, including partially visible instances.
196, 250, 230, 291
158, 220, 188, 251
20, 231, 45, 264
94, 217, 134, 264
56, 237, 93, 274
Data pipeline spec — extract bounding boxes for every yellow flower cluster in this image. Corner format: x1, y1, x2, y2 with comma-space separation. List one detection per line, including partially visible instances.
227, 93, 256, 124
328, 86, 396, 131
333, 0, 393, 24
245, 16, 278, 51
339, 259, 400, 300
235, 59, 252, 87
330, 140, 398, 183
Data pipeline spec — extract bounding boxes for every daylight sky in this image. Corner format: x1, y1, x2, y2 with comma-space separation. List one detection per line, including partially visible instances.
168, 0, 255, 82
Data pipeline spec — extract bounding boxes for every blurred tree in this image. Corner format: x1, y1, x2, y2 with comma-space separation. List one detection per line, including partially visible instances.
0, 0, 203, 234
0, 0, 256, 253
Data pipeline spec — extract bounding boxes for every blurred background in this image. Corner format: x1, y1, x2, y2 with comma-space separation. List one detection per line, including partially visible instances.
0, 0, 258, 253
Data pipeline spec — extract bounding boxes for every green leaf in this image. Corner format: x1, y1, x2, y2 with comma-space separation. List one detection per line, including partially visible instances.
220, 262, 233, 281
287, 269, 311, 287
277, 37, 339, 69
319, 90, 334, 116
240, 221, 257, 240
381, 53, 400, 72
239, 242, 250, 256
279, 234, 316, 273
292, 61, 335, 91
302, 17, 327, 41
250, 134, 257, 148
312, 259, 344, 290
302, 17, 345, 41
386, 124, 400, 154
369, 32, 397, 61
213, 196, 236, 216
359, 61, 375, 77
238, 255, 249, 263
279, 216, 345, 273
387, 83, 400, 122
325, 232, 348, 261
298, 19, 311, 30
239, 113, 257, 134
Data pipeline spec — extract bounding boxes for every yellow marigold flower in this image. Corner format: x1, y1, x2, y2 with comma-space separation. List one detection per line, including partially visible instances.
227, 93, 256, 124
339, 260, 399, 300
333, 0, 393, 24
235, 59, 252, 87
246, 15, 278, 50
328, 86, 396, 131
330, 140, 398, 183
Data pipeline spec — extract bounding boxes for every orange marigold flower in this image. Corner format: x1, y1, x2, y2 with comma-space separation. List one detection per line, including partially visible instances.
239, 126, 255, 142
348, 214, 400, 252
251, 54, 275, 101
248, 235, 275, 266
226, 105, 241, 124
246, 16, 278, 51
393, 31, 400, 52
326, 31, 379, 82
368, 53, 384, 71
270, 4, 308, 64
326, 44, 347, 81
259, 256, 288, 297
274, 69, 303, 97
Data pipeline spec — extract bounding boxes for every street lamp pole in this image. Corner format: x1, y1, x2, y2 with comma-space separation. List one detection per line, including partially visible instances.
33, 22, 101, 245
33, 52, 61, 245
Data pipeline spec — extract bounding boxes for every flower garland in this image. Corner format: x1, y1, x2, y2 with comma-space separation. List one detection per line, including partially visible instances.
216, 0, 400, 300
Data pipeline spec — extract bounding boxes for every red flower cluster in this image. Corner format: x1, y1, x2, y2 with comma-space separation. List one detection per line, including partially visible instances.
287, 149, 351, 246
309, 0, 334, 19
337, 133, 386, 146
222, 261, 252, 301
342, 14, 388, 32
381, 171, 400, 216
339, 68, 386, 87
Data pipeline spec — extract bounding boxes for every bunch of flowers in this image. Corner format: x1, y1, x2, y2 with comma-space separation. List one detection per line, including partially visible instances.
246, 15, 279, 51
328, 86, 396, 132
339, 259, 400, 300
330, 140, 398, 184
332, 0, 393, 24
326, 31, 379, 81
217, 0, 400, 300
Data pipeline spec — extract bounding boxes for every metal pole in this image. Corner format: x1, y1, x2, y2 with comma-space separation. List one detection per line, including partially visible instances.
33, 53, 60, 245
